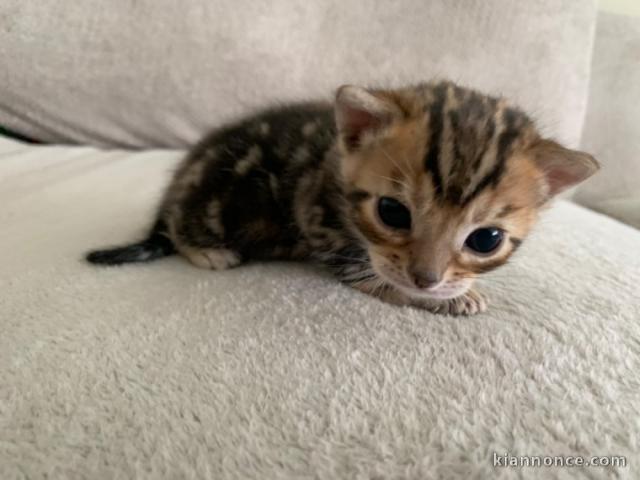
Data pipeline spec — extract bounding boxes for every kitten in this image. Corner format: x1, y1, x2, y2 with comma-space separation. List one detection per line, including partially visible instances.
87, 80, 599, 315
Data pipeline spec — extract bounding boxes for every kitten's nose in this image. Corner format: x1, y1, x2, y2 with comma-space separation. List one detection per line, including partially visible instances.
409, 268, 441, 290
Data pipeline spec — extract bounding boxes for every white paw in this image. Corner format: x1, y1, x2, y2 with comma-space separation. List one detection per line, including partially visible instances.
182, 247, 241, 270
437, 289, 488, 316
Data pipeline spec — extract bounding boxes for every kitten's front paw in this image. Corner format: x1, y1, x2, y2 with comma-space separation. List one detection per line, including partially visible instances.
436, 289, 487, 316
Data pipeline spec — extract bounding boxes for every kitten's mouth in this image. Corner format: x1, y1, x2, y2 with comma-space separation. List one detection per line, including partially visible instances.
375, 264, 471, 300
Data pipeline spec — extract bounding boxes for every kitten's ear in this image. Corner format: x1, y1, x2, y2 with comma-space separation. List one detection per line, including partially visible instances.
335, 85, 400, 150
529, 139, 600, 198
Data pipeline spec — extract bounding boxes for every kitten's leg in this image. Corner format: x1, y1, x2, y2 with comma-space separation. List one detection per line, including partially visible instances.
178, 245, 242, 270
164, 204, 242, 271
349, 279, 487, 316
428, 289, 487, 316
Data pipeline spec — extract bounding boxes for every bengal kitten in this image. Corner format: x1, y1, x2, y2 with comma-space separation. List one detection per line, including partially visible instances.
87, 81, 599, 315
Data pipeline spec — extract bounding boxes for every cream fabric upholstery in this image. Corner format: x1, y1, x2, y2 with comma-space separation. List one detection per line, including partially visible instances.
0, 0, 596, 148
2, 3, 640, 478
1, 136, 639, 479
576, 11, 640, 229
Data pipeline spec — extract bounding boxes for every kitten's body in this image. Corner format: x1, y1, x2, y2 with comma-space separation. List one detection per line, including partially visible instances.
160, 103, 354, 267
88, 81, 598, 315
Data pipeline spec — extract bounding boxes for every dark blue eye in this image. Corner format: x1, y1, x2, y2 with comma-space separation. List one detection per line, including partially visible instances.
465, 228, 504, 254
377, 197, 411, 230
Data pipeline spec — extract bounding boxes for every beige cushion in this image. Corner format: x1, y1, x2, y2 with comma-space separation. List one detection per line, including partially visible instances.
1, 1, 596, 148
2, 135, 640, 478
575, 11, 640, 229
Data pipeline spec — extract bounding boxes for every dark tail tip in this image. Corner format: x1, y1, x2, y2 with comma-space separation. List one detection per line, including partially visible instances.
86, 233, 175, 266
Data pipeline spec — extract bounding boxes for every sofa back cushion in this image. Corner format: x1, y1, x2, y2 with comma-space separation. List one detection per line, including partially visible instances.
1, 1, 597, 149
575, 11, 640, 229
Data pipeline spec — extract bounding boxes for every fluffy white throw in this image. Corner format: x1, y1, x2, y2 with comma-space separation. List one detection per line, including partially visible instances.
1, 137, 639, 479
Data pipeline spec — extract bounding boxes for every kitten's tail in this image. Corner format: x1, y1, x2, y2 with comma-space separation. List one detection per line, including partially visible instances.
86, 221, 175, 266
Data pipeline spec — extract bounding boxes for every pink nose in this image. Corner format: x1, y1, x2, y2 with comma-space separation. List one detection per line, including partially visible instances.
409, 268, 441, 289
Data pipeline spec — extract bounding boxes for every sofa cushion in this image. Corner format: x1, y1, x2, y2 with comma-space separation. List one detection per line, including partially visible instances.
575, 11, 640, 229
0, 1, 596, 149
1, 136, 639, 478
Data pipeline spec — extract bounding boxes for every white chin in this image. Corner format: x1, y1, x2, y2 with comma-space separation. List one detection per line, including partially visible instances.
396, 283, 471, 300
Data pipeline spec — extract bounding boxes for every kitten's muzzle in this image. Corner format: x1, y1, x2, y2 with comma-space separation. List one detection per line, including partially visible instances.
408, 267, 442, 290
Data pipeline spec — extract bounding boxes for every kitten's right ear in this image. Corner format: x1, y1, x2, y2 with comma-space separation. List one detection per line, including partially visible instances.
335, 85, 400, 151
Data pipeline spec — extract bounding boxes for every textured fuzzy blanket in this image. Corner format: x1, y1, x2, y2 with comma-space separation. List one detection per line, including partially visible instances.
1, 137, 639, 479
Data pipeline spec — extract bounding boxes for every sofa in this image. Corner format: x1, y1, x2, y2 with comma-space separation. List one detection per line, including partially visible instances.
1, 2, 639, 479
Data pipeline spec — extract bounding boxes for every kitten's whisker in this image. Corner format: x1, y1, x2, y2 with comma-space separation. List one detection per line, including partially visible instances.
347, 276, 379, 291
371, 278, 388, 298
340, 268, 378, 283
380, 147, 412, 183
327, 253, 370, 264
474, 272, 530, 282
347, 276, 373, 286
374, 174, 411, 190
392, 150, 416, 186
341, 271, 377, 283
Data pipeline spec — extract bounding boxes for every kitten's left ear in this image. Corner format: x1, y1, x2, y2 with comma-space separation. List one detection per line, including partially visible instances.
335, 85, 402, 151
529, 139, 600, 198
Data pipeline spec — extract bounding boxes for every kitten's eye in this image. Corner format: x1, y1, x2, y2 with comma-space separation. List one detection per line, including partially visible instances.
465, 227, 504, 254
377, 197, 411, 230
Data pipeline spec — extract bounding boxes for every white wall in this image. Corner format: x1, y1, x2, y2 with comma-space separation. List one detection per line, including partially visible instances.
599, 0, 640, 16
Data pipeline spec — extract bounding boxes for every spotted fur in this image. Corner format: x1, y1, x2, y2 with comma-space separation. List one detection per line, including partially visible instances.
87, 81, 599, 316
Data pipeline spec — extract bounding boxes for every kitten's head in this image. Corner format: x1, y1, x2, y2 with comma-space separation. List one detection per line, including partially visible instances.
335, 81, 599, 300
